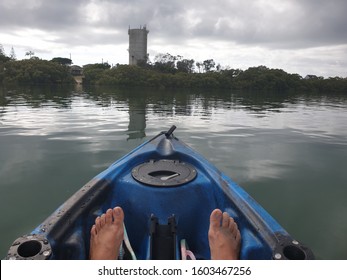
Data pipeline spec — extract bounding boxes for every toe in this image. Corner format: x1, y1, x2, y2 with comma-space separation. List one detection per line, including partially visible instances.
112, 207, 124, 226
222, 212, 230, 228
229, 218, 238, 236
91, 225, 97, 236
105, 209, 113, 224
100, 214, 106, 227
95, 216, 101, 232
209, 209, 223, 230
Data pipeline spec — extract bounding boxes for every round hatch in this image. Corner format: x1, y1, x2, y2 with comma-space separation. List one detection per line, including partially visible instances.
132, 159, 197, 187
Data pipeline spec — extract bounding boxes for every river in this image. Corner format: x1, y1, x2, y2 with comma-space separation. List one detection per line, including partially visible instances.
0, 86, 346, 259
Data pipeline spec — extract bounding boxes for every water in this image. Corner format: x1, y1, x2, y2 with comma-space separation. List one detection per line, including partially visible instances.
1, 86, 346, 259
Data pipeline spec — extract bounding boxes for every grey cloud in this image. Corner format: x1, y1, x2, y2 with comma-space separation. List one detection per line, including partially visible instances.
1, 0, 347, 50
0, 0, 88, 31
177, 0, 347, 49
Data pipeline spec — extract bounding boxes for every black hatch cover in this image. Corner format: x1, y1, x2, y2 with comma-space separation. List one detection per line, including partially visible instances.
132, 159, 197, 187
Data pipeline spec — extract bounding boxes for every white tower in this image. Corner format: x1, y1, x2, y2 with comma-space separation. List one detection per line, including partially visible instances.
128, 25, 149, 65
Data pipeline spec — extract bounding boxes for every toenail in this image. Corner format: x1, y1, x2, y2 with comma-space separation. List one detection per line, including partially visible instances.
114, 208, 121, 216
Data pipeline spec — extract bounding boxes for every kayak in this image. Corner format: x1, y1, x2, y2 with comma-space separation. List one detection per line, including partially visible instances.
6, 126, 314, 260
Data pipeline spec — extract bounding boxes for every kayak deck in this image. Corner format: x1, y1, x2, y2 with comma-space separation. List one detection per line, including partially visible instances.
6, 126, 314, 260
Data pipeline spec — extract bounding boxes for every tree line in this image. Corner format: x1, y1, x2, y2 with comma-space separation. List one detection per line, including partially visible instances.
1, 45, 347, 93
83, 54, 347, 93
1, 45, 74, 84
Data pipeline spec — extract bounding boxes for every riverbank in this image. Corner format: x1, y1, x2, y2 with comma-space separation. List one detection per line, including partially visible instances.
1, 59, 347, 93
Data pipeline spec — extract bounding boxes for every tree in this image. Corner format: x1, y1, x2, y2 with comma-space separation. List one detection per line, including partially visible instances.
10, 46, 16, 60
25, 51, 35, 59
153, 53, 177, 73
0, 44, 5, 56
83, 62, 111, 70
1, 59, 74, 85
202, 59, 215, 72
137, 59, 151, 69
82, 63, 112, 84
0, 44, 10, 62
196, 62, 202, 73
177, 59, 195, 73
216, 63, 222, 72
51, 57, 72, 66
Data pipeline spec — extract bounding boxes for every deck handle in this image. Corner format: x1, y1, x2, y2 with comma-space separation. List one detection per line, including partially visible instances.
165, 125, 177, 138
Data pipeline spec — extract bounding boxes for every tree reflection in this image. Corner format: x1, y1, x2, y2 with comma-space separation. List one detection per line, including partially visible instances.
1, 85, 346, 140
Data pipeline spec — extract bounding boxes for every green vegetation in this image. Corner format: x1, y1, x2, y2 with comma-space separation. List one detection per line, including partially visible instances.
1, 46, 74, 85
1, 59, 74, 85
0, 47, 346, 92
0, 44, 11, 63
51, 57, 73, 66
83, 63, 347, 93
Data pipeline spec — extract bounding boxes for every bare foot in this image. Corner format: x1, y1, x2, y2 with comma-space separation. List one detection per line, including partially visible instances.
208, 209, 241, 260
89, 207, 124, 260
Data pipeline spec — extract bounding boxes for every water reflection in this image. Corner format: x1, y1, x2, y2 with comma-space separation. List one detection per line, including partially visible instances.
1, 86, 347, 142
0, 86, 75, 109
1, 86, 347, 187
128, 96, 146, 140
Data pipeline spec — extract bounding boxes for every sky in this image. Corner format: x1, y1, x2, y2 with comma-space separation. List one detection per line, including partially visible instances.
1, 0, 347, 78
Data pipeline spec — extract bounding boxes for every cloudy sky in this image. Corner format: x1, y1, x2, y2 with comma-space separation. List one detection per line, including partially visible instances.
1, 0, 346, 77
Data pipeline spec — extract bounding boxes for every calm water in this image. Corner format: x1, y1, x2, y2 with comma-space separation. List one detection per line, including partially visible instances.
1, 86, 346, 259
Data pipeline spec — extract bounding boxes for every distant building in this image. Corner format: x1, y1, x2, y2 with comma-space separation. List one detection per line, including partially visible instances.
304, 75, 324, 80
128, 25, 149, 65
304, 75, 318, 80
70, 65, 83, 76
